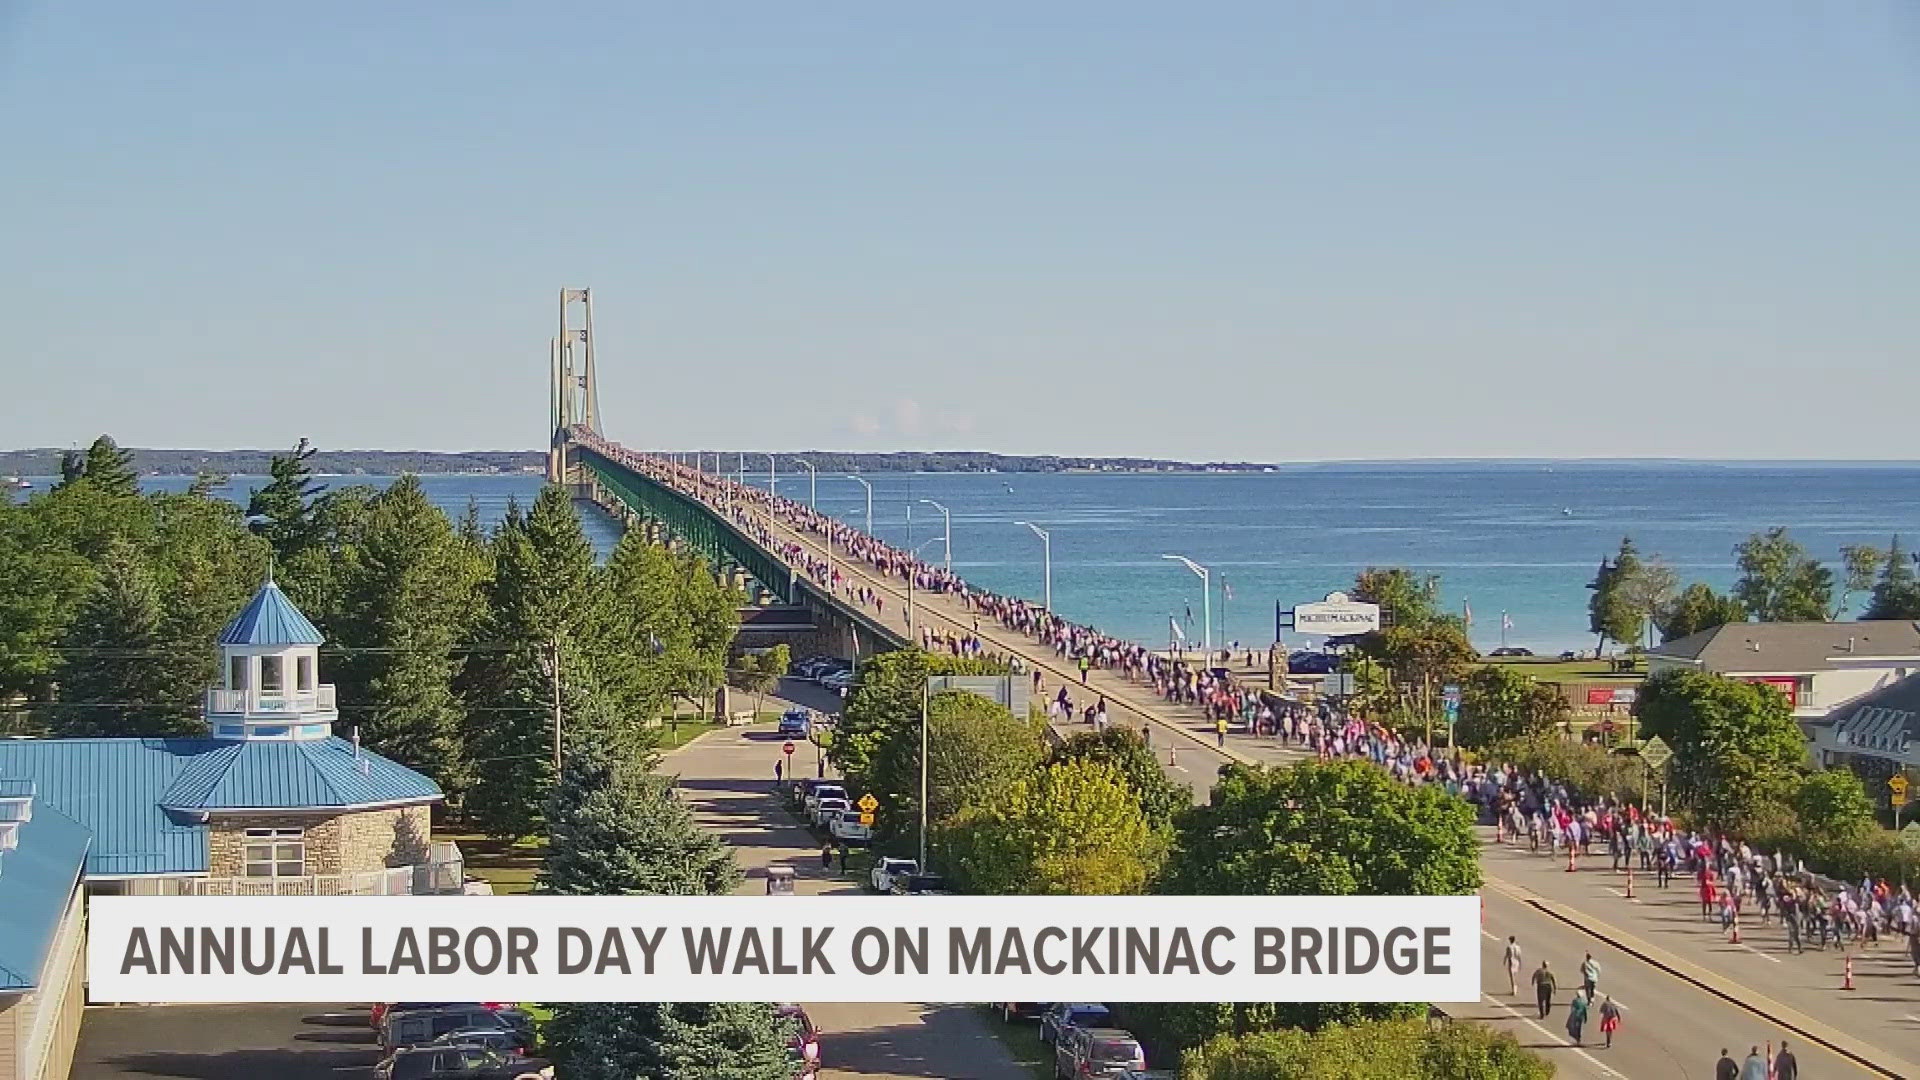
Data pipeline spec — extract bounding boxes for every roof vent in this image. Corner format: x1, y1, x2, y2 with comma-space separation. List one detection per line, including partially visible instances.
1748, 641, 1761, 652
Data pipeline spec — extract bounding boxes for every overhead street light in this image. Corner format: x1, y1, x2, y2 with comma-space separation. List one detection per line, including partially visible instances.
793, 459, 817, 507
1162, 553, 1212, 656
1014, 521, 1052, 612
846, 475, 874, 536
918, 499, 951, 573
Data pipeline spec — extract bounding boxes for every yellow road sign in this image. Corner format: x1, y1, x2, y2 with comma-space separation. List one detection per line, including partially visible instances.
858, 811, 875, 826
857, 793, 879, 812
1889, 774, 1909, 795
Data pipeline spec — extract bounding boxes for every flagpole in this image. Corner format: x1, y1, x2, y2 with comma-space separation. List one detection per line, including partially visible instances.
1501, 611, 1509, 650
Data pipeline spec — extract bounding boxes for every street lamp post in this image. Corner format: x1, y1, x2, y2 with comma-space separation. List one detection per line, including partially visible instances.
1162, 554, 1212, 657
794, 459, 817, 508
1014, 521, 1052, 612
919, 500, 951, 573
847, 475, 874, 536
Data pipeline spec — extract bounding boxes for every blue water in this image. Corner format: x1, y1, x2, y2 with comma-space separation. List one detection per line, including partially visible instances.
15, 464, 1920, 655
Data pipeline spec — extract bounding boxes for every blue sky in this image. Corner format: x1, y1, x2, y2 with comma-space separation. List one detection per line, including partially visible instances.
2, 4, 1915, 460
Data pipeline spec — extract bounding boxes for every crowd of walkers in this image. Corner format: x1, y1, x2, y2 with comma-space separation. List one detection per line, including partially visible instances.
608, 443, 1920, 986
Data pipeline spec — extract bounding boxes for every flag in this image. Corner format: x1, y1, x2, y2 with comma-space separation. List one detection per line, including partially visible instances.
1223, 580, 1233, 601
1170, 616, 1186, 642
1463, 599, 1473, 627
1502, 612, 1513, 631
1185, 604, 1193, 624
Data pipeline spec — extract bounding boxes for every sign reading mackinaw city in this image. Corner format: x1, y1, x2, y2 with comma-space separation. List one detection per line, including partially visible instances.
89, 894, 1478, 1004
1291, 592, 1382, 636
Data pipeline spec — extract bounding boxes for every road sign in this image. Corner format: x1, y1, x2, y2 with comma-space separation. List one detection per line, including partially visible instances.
1903, 822, 1920, 852
782, 741, 795, 757
1639, 735, 1673, 770
1891, 774, 1909, 808
1441, 684, 1462, 706
857, 793, 879, 812
858, 811, 875, 826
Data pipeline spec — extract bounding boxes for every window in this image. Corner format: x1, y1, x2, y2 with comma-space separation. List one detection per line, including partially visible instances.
216, 724, 243, 737
251, 725, 290, 738
229, 655, 247, 689
242, 828, 304, 879
260, 655, 284, 693
296, 655, 314, 691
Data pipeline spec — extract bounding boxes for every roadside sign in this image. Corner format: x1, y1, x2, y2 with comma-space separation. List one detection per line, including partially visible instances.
1441, 684, 1462, 706
858, 811, 875, 826
1903, 822, 1920, 852
857, 793, 879, 812
1891, 774, 1910, 807
1639, 736, 1673, 770
782, 741, 795, 757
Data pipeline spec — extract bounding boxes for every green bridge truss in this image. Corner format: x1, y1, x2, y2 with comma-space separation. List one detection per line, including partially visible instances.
572, 443, 906, 648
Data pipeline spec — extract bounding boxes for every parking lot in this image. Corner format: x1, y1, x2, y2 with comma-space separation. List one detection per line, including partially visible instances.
74, 1003, 378, 1079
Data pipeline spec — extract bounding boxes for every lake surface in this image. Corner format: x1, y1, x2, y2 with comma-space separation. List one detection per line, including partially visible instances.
16, 464, 1919, 655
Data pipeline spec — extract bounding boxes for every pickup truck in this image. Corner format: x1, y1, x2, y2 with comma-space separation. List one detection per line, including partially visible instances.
870, 857, 918, 893
829, 809, 871, 845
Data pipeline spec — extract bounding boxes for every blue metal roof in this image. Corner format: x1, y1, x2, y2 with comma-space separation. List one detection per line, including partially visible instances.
218, 581, 325, 646
159, 737, 442, 810
0, 803, 90, 991
0, 737, 441, 878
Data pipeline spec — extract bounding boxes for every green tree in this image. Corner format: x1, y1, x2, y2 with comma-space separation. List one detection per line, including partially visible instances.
830, 648, 1008, 786
1865, 535, 1920, 620
1048, 727, 1190, 829
78, 435, 140, 498
1455, 665, 1569, 749
1793, 770, 1876, 851
1634, 669, 1805, 832
544, 1002, 799, 1080
51, 541, 198, 736
332, 475, 483, 793
245, 438, 325, 565
1838, 543, 1886, 617
1180, 1018, 1550, 1080
1164, 759, 1480, 896
1351, 567, 1441, 628
0, 500, 95, 700
734, 646, 789, 720
1662, 582, 1748, 642
1618, 553, 1677, 648
869, 690, 1046, 848
1587, 538, 1641, 652
604, 532, 740, 720
1366, 622, 1476, 701
1733, 527, 1832, 622
541, 739, 740, 896
939, 759, 1159, 894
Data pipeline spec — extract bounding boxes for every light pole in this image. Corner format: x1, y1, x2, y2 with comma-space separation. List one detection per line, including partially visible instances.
794, 459, 817, 508
1162, 553, 1212, 657
919, 499, 951, 573
1014, 521, 1051, 612
847, 475, 873, 536
766, 454, 777, 498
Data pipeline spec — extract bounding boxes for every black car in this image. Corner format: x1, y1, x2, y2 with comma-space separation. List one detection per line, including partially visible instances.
373, 1044, 553, 1079
1039, 1002, 1111, 1047
383, 1005, 535, 1053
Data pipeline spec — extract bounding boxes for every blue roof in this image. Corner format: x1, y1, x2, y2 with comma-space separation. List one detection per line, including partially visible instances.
0, 737, 441, 878
0, 803, 90, 991
218, 581, 325, 646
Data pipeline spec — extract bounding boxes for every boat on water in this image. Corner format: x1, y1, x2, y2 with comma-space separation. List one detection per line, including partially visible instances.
3, 477, 29, 491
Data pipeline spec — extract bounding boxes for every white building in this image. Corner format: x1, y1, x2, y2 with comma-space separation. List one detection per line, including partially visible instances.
1646, 620, 1920, 723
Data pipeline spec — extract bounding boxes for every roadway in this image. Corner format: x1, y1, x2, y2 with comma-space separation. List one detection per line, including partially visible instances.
701, 478, 1914, 1078
659, 717, 1025, 1080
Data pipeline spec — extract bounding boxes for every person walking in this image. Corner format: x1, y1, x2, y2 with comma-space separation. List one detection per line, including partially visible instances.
1714, 1049, 1738, 1080
1774, 1040, 1799, 1080
1503, 936, 1523, 996
1579, 952, 1601, 997
774, 759, 783, 784
1216, 716, 1228, 748
1597, 995, 1621, 1049
1565, 990, 1589, 1046
1531, 961, 1557, 1019
1740, 1046, 1768, 1080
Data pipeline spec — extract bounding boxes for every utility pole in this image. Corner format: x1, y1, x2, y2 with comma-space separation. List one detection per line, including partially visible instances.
919, 678, 930, 871
550, 637, 563, 775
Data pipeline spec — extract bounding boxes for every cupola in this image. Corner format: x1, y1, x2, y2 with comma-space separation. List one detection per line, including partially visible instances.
205, 579, 336, 741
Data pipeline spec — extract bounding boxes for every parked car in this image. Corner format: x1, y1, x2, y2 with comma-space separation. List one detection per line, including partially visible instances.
1117, 1070, 1176, 1079
1488, 647, 1534, 658
821, 669, 856, 692
1053, 1026, 1146, 1079
889, 873, 950, 896
829, 808, 871, 844
870, 857, 918, 893
777, 1003, 821, 1077
373, 1044, 553, 1079
778, 710, 812, 738
383, 1005, 534, 1053
804, 784, 847, 819
372, 1002, 507, 1030
1001, 1002, 1050, 1022
811, 797, 850, 829
428, 1028, 532, 1058
1039, 1003, 1112, 1047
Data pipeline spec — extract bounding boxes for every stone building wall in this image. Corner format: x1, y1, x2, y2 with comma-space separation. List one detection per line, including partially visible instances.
206, 804, 432, 879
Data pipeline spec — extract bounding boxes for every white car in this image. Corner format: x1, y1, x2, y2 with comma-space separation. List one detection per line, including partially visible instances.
829, 809, 871, 844
870, 857, 917, 893
804, 784, 847, 820
811, 797, 850, 828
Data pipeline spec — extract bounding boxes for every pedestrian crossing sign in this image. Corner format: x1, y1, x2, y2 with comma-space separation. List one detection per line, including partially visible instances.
857, 793, 879, 812
1891, 774, 1909, 806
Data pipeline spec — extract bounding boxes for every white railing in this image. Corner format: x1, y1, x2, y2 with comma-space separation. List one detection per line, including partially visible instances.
187, 848, 466, 896
205, 685, 337, 716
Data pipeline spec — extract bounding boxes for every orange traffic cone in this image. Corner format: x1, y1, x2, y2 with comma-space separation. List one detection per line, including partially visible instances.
1729, 915, 1741, 944
1167, 746, 1177, 767
1843, 954, 1854, 990
1624, 866, 1636, 899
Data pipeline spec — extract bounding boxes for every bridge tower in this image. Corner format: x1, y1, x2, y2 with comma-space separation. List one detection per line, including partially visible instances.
548, 287, 599, 482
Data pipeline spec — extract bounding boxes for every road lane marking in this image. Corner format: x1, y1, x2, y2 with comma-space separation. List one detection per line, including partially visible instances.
1479, 994, 1627, 1079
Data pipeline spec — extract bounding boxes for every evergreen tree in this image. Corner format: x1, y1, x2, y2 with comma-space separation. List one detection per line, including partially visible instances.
246, 438, 324, 564
80, 435, 140, 498
52, 541, 197, 736
147, 490, 268, 721
1866, 535, 1920, 619
1586, 538, 1641, 651
540, 739, 739, 895
544, 1002, 799, 1080
1662, 582, 1747, 641
333, 476, 481, 793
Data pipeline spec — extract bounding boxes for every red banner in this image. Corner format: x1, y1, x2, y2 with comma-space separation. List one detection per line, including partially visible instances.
1586, 688, 1615, 705
1745, 677, 1798, 707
